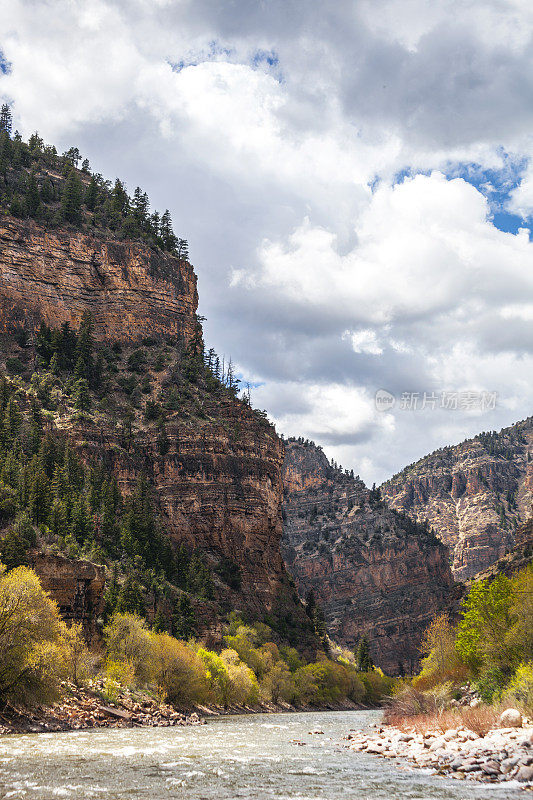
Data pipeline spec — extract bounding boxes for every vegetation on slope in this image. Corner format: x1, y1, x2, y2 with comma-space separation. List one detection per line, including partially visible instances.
0, 562, 394, 711
387, 561, 533, 727
0, 104, 187, 257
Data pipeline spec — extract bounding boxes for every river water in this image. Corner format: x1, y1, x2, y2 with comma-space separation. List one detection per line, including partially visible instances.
0, 710, 520, 799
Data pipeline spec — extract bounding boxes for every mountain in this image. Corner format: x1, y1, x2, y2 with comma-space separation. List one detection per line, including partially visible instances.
281, 438, 455, 675
382, 417, 533, 580
0, 130, 315, 652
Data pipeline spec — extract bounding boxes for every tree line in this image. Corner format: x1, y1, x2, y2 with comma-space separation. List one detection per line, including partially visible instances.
0, 104, 188, 258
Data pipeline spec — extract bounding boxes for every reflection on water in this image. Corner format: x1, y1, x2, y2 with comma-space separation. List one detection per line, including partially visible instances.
0, 710, 520, 799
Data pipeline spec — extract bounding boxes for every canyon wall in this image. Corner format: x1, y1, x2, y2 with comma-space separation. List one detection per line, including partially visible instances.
0, 215, 309, 643
281, 440, 455, 674
0, 217, 198, 343
382, 418, 533, 580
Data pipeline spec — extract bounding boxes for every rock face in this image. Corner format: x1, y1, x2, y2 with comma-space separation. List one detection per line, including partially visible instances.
382, 418, 533, 580
29, 553, 105, 641
0, 215, 307, 640
68, 399, 289, 617
0, 217, 198, 343
281, 440, 455, 674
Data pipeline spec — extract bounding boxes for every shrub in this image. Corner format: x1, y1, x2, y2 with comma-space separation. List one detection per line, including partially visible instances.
503, 662, 533, 713
474, 665, 507, 703
0, 562, 67, 706
62, 622, 95, 686
103, 613, 154, 685
414, 612, 469, 690
152, 634, 209, 706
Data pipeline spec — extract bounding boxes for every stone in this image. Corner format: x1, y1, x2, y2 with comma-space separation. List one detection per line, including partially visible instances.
499, 709, 522, 728
516, 765, 533, 782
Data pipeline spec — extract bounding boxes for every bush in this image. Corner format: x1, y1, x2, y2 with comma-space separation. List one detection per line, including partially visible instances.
103, 613, 154, 685
152, 634, 209, 706
503, 662, 533, 713
62, 621, 95, 686
0, 562, 67, 706
474, 665, 507, 703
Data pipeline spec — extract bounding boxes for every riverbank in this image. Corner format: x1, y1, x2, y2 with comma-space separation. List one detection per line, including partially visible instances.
347, 715, 533, 785
0, 681, 363, 735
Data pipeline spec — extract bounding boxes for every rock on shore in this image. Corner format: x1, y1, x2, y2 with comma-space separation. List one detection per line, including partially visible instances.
347, 718, 533, 784
0, 681, 204, 735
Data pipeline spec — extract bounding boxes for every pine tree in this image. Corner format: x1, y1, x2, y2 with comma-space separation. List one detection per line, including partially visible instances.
84, 175, 99, 211
25, 171, 40, 217
74, 378, 91, 411
116, 576, 146, 616
0, 104, 12, 137
171, 594, 196, 639
111, 178, 129, 214
61, 169, 83, 223
160, 210, 176, 251
176, 238, 189, 260
355, 634, 374, 672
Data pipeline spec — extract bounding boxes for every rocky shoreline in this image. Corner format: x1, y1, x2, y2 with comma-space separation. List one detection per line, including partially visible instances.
0, 683, 363, 736
0, 681, 204, 735
347, 711, 533, 786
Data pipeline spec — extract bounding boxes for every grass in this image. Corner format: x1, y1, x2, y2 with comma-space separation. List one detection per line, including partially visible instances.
384, 685, 501, 736
387, 706, 500, 737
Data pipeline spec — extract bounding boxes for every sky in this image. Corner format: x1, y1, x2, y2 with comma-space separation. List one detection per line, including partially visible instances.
1, 0, 533, 485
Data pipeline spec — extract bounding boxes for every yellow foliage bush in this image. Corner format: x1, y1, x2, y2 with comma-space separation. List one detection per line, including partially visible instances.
0, 562, 66, 706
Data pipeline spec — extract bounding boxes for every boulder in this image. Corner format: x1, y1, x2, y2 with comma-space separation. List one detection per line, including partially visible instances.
516, 765, 533, 782
499, 708, 522, 728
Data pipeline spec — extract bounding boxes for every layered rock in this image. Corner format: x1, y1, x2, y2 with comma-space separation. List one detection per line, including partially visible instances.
281, 439, 455, 674
68, 398, 289, 617
29, 553, 105, 641
382, 418, 533, 580
0, 214, 309, 643
0, 217, 198, 343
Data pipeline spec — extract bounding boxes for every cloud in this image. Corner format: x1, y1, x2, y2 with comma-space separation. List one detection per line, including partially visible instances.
1, 0, 533, 483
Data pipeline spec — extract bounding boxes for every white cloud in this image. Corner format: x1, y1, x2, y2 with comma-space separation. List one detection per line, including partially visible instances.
1, 0, 533, 483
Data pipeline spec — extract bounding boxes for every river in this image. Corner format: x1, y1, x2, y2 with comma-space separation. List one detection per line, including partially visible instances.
0, 710, 520, 799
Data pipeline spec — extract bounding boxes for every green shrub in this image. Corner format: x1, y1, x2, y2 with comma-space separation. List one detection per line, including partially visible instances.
503, 662, 533, 713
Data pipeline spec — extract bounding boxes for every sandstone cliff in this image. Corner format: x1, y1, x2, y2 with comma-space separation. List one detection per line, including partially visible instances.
0, 214, 311, 649
281, 439, 455, 674
382, 418, 533, 580
0, 217, 198, 343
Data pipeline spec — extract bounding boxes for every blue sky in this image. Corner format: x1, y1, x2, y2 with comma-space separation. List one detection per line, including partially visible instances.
1, 0, 533, 483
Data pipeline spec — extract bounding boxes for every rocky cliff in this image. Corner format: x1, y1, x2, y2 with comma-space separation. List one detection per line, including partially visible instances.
0, 217, 198, 343
382, 418, 533, 580
0, 214, 311, 648
281, 439, 455, 675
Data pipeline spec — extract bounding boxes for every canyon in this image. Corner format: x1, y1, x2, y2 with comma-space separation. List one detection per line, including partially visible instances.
281, 439, 455, 674
382, 418, 533, 580
0, 215, 310, 649
2, 212, 530, 673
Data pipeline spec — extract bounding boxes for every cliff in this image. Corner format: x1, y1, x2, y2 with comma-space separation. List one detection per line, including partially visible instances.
281, 440, 455, 675
0, 214, 312, 649
382, 417, 533, 580
0, 217, 198, 343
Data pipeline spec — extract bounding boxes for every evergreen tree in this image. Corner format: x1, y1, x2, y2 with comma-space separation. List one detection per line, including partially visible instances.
171, 594, 196, 639
116, 576, 146, 616
355, 634, 374, 672
25, 171, 40, 216
74, 378, 91, 411
0, 104, 12, 137
84, 175, 99, 211
61, 169, 83, 223
160, 210, 176, 251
